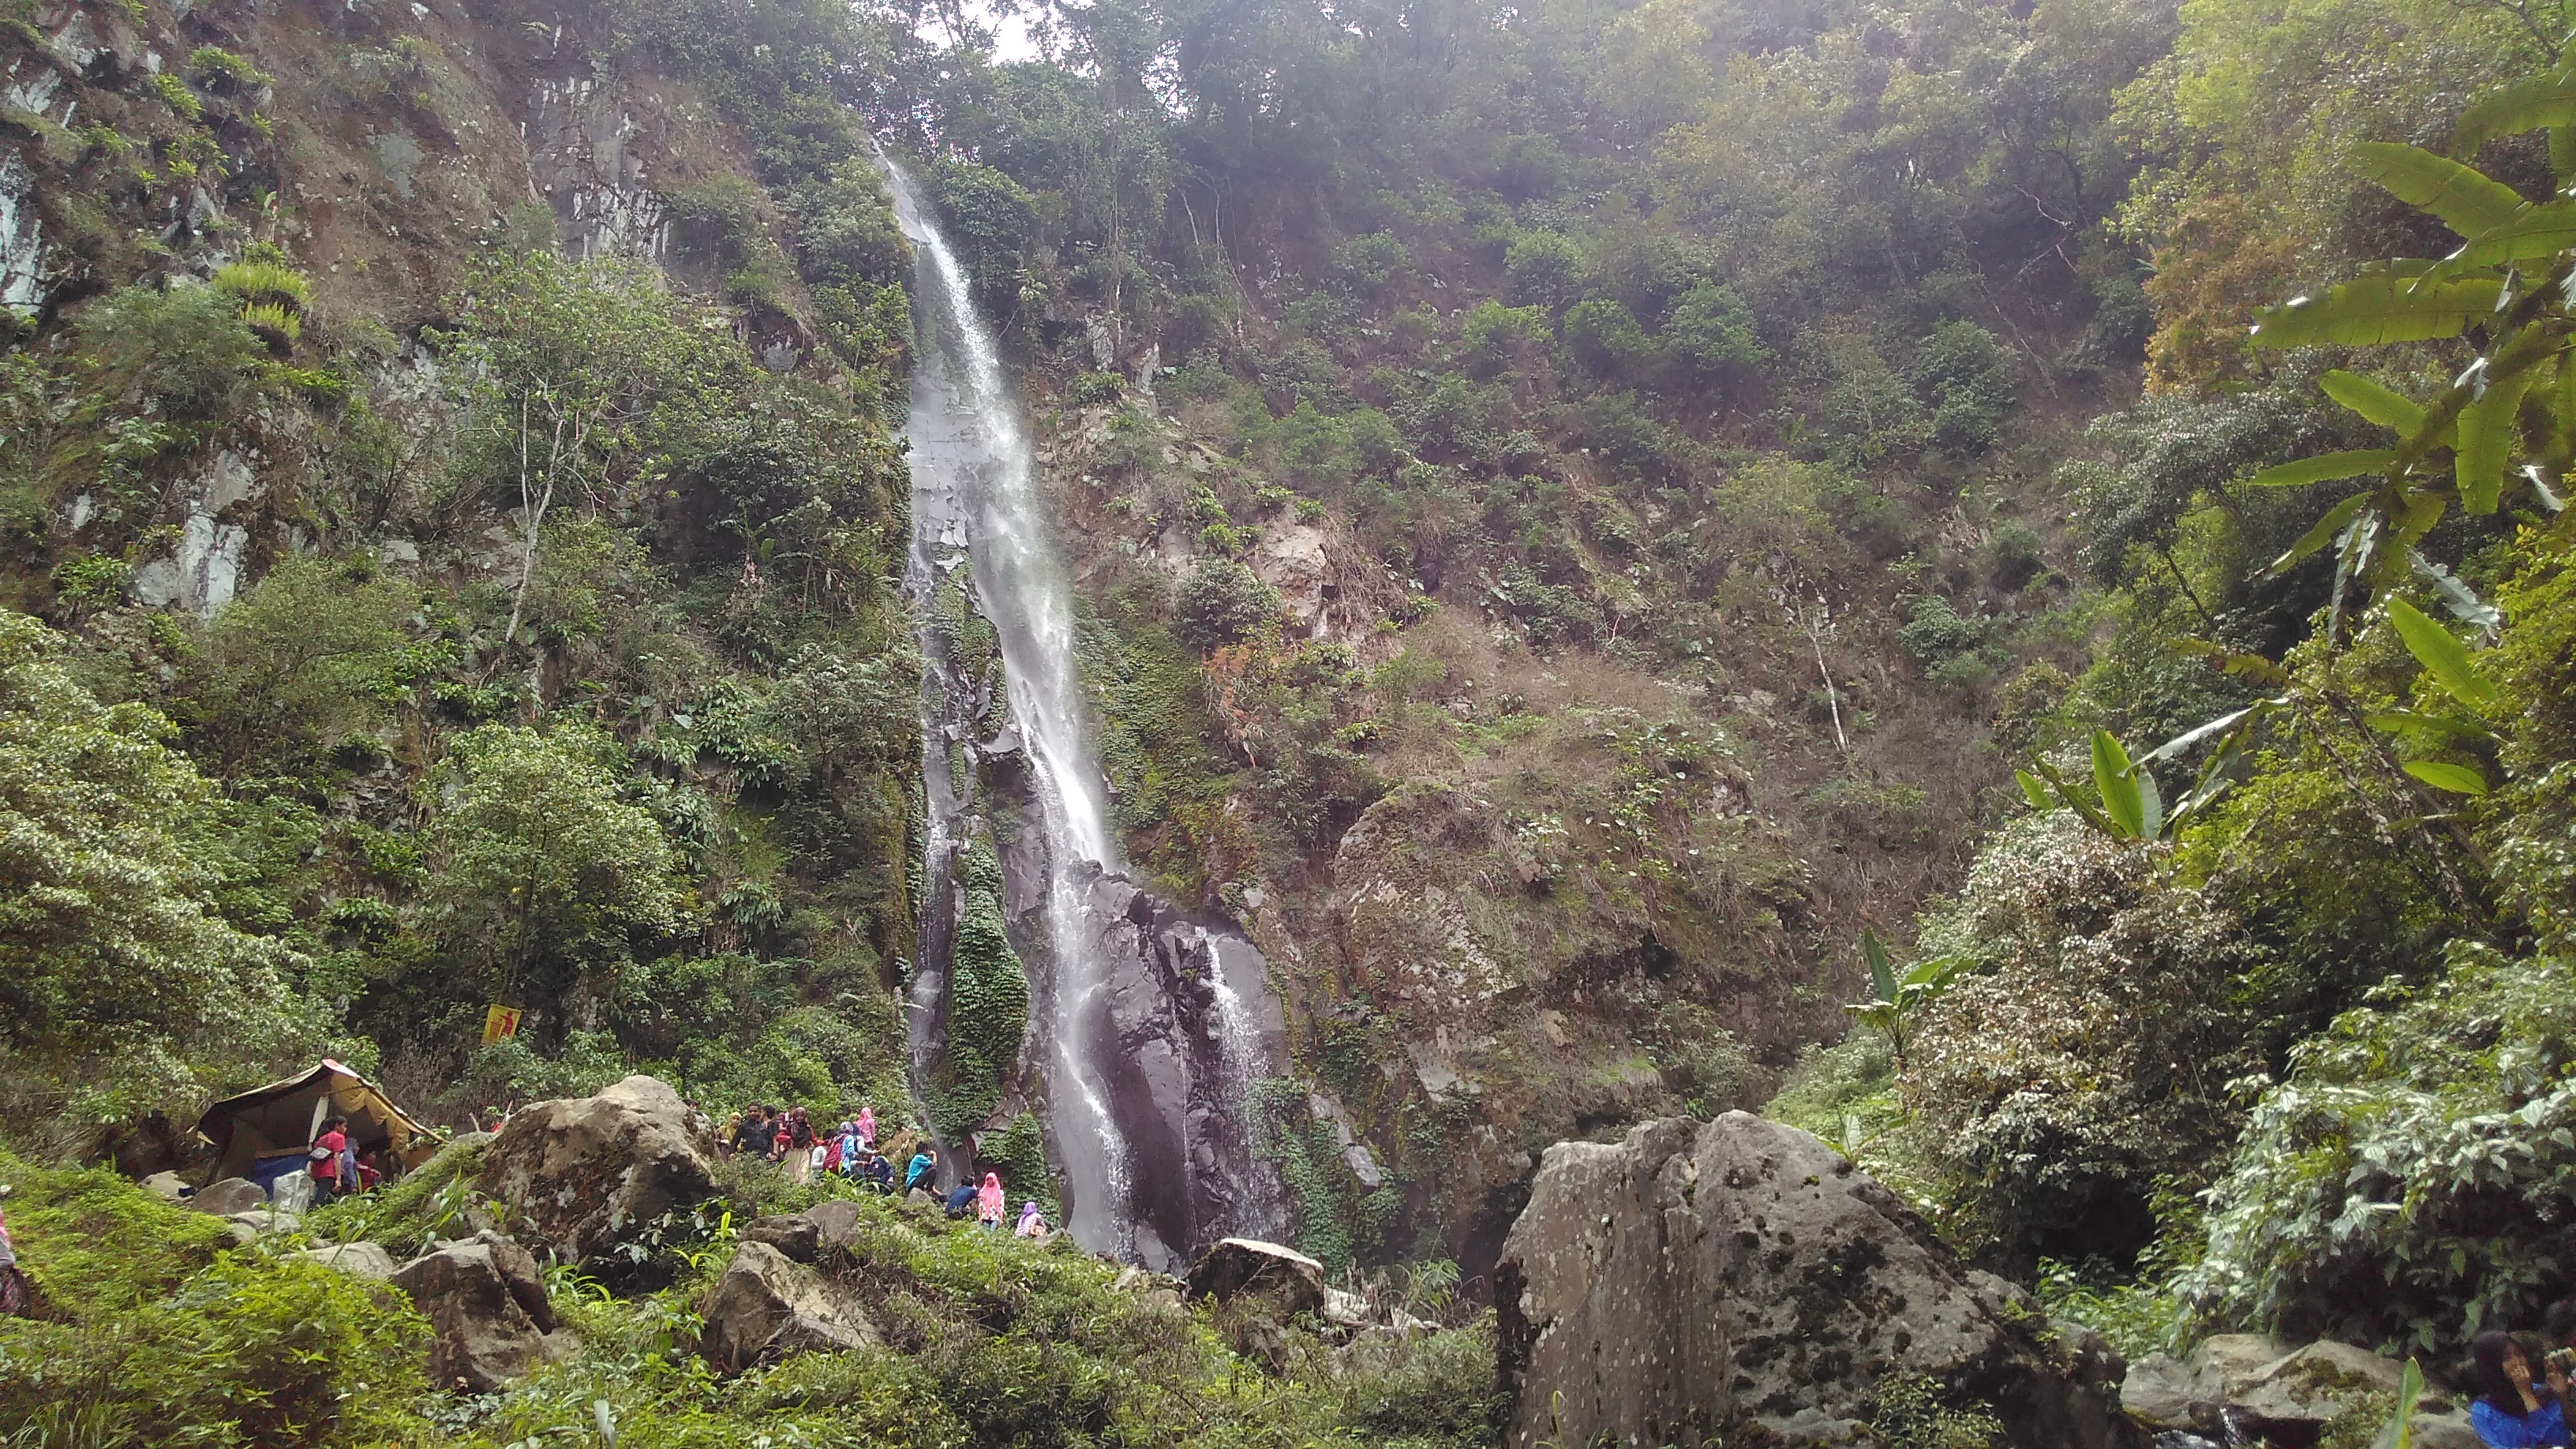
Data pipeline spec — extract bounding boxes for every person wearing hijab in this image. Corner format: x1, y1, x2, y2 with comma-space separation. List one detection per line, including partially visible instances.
2471, 1329, 2571, 1447
1015, 1200, 1046, 1239
976, 1172, 1005, 1231
856, 1104, 876, 1149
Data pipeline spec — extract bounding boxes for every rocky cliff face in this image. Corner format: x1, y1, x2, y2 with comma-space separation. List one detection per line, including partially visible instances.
6, 0, 819, 618
1495, 1112, 2140, 1449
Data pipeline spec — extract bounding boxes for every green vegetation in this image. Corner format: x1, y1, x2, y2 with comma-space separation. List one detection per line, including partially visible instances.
0, 1151, 1500, 1449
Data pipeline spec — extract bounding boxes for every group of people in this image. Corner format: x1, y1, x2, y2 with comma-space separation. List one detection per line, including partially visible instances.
305, 1114, 385, 1203
721, 1103, 901, 1190
2471, 1307, 2576, 1447
719, 1103, 1050, 1237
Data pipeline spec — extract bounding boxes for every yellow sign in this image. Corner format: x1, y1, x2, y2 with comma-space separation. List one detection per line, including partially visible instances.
481, 1005, 523, 1046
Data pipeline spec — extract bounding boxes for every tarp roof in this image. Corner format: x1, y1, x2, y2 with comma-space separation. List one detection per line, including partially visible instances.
194, 1059, 439, 1181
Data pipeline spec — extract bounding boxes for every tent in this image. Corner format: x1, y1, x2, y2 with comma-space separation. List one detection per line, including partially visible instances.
193, 1059, 439, 1189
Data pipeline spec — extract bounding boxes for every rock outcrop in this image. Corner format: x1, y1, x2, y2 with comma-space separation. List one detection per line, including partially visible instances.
1185, 1237, 1327, 1318
391, 1232, 559, 1391
2125, 1337, 2419, 1440
1496, 1114, 2141, 1449
698, 1240, 876, 1373
476, 1076, 717, 1265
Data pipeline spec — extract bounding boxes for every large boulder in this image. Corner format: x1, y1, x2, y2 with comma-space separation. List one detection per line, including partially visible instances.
391, 1232, 559, 1392
476, 1076, 717, 1265
188, 1177, 269, 1216
741, 1213, 824, 1264
2232, 1341, 2407, 1430
1496, 1114, 2144, 1449
698, 1241, 876, 1373
1185, 1237, 1326, 1318
2125, 1338, 2404, 1438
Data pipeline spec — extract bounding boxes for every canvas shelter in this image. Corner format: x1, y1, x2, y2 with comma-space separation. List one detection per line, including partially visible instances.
194, 1059, 437, 1189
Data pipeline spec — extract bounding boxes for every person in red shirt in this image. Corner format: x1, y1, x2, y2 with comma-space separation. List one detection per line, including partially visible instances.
353, 1147, 382, 1193
309, 1115, 349, 1201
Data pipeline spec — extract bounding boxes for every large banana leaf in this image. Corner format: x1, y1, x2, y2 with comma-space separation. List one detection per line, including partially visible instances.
2454, 68, 2576, 153
2385, 596, 2499, 711
2456, 366, 2535, 513
2091, 730, 2143, 839
2320, 370, 2428, 432
2246, 450, 2394, 488
2451, 200, 2576, 269
2267, 492, 2370, 575
2352, 142, 2528, 238
2251, 272, 2505, 348
2402, 760, 2489, 796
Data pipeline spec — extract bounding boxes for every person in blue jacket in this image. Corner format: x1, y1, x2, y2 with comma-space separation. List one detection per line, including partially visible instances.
2471, 1331, 2570, 1448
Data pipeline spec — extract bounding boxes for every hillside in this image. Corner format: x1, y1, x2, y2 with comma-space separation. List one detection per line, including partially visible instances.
2, 0, 2576, 1440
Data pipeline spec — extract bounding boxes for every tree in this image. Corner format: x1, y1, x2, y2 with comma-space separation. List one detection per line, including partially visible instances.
423, 725, 684, 1035
0, 611, 320, 1138
436, 252, 747, 650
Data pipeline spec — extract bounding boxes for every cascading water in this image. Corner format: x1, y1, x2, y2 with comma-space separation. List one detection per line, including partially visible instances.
886, 158, 1294, 1270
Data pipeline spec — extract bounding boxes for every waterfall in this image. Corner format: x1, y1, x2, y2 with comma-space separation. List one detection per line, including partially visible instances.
886, 158, 1295, 1269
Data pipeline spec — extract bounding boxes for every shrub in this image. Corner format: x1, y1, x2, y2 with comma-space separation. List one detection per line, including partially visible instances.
1560, 297, 1655, 377
1907, 812, 2269, 1267
76, 283, 271, 424
1664, 283, 1769, 375
1503, 230, 1586, 308
0, 612, 326, 1144
1174, 560, 1285, 654
1066, 369, 1125, 406
2177, 942, 2576, 1357
1907, 320, 2016, 456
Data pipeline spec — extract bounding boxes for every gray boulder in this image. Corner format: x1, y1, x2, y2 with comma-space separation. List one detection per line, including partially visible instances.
2121, 1353, 2206, 1428
219, 1206, 301, 1245
297, 1241, 399, 1280
741, 1213, 824, 1264
698, 1240, 876, 1373
2386, 1402, 2484, 1449
189, 1177, 270, 1216
477, 1076, 717, 1265
2233, 1341, 2407, 1429
1495, 1113, 2144, 1449
2129, 1337, 2406, 1437
391, 1232, 559, 1391
141, 1171, 189, 1202
805, 1198, 864, 1249
1185, 1237, 1326, 1318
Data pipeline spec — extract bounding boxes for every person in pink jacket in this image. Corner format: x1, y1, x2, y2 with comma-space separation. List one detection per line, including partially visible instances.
976, 1172, 1005, 1231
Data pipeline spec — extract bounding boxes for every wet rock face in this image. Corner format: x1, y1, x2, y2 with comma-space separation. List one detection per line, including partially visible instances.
1496, 1113, 2144, 1449
1057, 863, 1296, 1274
477, 1075, 717, 1266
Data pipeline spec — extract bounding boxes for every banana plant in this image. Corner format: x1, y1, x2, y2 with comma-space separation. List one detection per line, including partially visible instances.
2239, 68, 2575, 639
2016, 724, 2251, 843
2372, 595, 2503, 796
1842, 927, 1966, 1069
